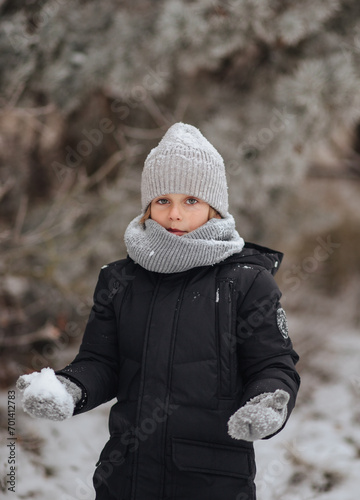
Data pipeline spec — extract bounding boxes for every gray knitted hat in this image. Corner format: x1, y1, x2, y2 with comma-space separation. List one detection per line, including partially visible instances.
141, 123, 229, 217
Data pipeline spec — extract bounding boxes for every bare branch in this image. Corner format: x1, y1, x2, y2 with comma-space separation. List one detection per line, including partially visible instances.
307, 166, 360, 181
173, 96, 190, 122
0, 177, 16, 202
7, 80, 26, 109
121, 125, 167, 140
83, 150, 124, 189
0, 323, 61, 347
0, 103, 56, 117
13, 195, 28, 244
142, 95, 173, 128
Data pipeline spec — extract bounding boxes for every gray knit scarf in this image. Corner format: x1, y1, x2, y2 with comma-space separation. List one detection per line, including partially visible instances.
124, 213, 245, 274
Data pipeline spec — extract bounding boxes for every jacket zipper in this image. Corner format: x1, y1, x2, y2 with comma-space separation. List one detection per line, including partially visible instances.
228, 281, 236, 395
217, 279, 235, 398
159, 274, 190, 499
130, 275, 163, 500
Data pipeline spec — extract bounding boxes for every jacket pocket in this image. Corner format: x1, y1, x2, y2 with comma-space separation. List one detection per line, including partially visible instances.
172, 437, 254, 479
216, 278, 237, 398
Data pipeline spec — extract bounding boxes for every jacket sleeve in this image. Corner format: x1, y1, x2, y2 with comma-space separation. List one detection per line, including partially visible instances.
56, 267, 120, 415
236, 269, 300, 433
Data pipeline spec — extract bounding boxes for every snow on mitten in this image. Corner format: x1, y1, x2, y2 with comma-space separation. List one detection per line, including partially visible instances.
16, 368, 82, 421
227, 389, 290, 441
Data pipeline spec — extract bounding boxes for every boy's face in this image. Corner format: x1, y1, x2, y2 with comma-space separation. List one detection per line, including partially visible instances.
150, 193, 219, 235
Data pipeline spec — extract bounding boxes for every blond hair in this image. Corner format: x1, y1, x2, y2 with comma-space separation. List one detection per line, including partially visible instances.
139, 205, 221, 226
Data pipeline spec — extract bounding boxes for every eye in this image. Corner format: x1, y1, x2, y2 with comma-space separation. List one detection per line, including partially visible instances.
186, 198, 198, 205
156, 198, 169, 205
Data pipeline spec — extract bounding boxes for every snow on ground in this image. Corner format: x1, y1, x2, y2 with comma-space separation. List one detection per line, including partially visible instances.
255, 294, 360, 500
0, 391, 113, 500
1, 293, 360, 499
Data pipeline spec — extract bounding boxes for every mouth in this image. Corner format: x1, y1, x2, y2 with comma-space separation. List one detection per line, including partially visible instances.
167, 228, 187, 236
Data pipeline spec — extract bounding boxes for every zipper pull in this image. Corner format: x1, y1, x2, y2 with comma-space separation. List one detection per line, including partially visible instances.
228, 281, 233, 302
108, 280, 120, 299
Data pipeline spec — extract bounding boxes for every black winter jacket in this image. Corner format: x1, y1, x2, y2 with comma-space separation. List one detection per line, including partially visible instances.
57, 243, 300, 500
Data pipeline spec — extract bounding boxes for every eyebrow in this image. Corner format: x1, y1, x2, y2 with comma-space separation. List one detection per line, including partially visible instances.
155, 195, 199, 200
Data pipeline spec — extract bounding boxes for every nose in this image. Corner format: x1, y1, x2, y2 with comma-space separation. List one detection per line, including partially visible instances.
169, 204, 182, 220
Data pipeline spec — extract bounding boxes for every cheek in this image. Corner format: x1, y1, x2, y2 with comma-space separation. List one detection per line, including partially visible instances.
152, 209, 161, 218
200, 206, 211, 220
191, 206, 211, 225
149, 205, 161, 221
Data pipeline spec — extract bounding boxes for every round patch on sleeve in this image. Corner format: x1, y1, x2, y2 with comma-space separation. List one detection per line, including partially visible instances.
277, 308, 289, 339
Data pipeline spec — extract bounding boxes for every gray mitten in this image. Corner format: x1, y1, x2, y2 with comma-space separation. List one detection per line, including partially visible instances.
227, 389, 290, 441
17, 367, 82, 421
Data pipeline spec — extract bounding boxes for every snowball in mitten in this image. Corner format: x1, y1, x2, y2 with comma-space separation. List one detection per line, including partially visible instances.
227, 389, 290, 442
17, 367, 82, 421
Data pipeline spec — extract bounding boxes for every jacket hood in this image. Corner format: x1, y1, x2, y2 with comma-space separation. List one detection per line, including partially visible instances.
220, 242, 283, 276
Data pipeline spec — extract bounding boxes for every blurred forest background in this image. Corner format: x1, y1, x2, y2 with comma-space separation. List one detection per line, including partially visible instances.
1, 0, 360, 498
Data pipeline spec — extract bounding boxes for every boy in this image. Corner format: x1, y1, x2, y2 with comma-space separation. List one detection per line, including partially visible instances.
18, 123, 300, 499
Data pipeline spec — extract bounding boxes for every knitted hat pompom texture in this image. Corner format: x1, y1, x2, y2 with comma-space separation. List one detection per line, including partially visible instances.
141, 123, 229, 217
